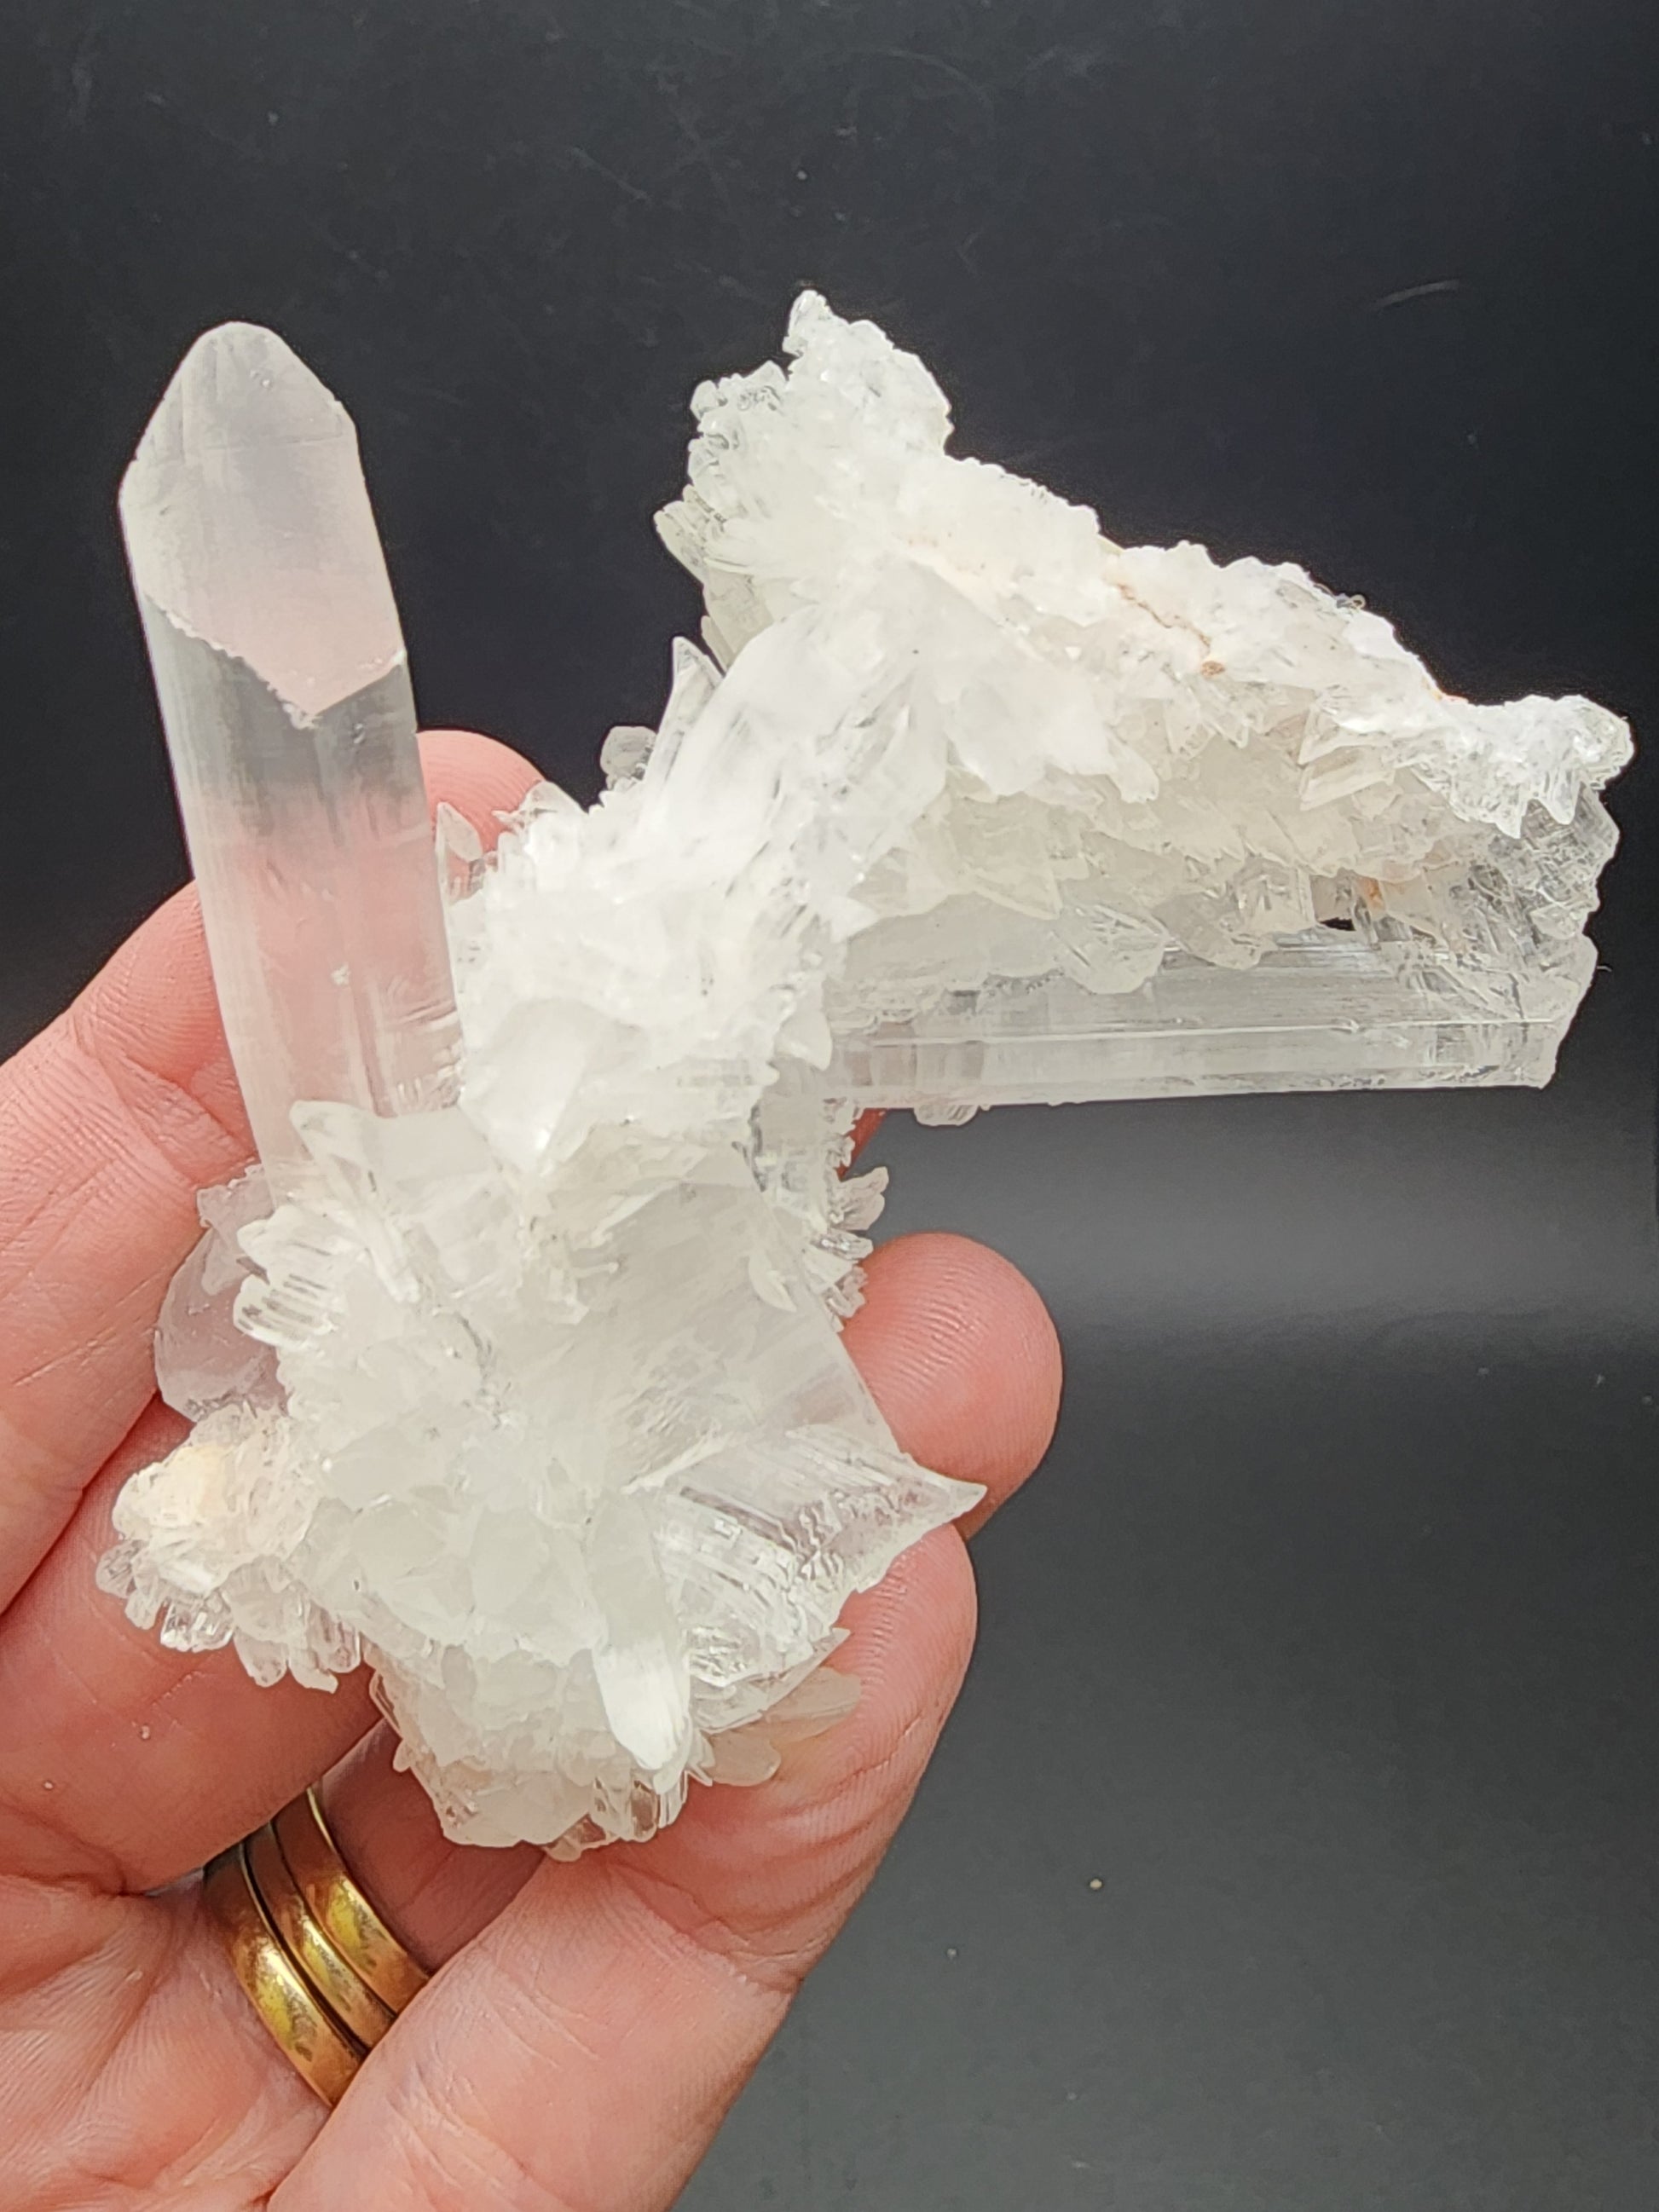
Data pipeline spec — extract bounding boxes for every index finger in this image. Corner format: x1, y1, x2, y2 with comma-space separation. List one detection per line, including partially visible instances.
0, 731, 539, 1614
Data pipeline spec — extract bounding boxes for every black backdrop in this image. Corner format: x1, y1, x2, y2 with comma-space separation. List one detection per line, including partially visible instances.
4, 5, 1659, 2204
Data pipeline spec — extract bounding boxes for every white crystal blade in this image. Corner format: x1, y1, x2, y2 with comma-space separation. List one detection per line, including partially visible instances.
120, 323, 460, 1179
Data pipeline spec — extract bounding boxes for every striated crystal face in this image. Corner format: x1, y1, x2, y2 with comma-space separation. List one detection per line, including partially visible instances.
101, 296, 1631, 1852
662, 292, 1630, 1106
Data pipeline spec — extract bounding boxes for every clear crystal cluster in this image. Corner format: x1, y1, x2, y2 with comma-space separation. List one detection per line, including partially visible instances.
101, 296, 1631, 1852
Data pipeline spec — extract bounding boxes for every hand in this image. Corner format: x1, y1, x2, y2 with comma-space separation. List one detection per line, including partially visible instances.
0, 731, 1061, 2211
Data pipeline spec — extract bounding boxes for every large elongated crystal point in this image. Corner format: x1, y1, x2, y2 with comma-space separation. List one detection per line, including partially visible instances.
121, 324, 460, 1181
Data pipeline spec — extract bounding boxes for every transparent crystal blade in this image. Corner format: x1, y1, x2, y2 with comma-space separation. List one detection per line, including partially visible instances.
120, 323, 460, 1181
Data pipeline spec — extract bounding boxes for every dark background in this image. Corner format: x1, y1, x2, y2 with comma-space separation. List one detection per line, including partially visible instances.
3, 3, 1658, 2203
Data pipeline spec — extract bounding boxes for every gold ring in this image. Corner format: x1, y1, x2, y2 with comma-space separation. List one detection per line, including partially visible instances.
202, 1786, 430, 2105
202, 1843, 365, 2106
274, 1787, 431, 2013
245, 1822, 398, 2049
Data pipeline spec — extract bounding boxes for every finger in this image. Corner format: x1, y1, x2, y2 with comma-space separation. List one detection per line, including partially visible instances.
285, 1538, 974, 2212
0, 736, 541, 1888
323, 1232, 1061, 1956
0, 1401, 379, 1889
841, 1229, 1062, 1534
412, 728, 546, 822
278, 1238, 1060, 2212
0, 731, 540, 1616
0, 891, 246, 1612
597, 1233, 1061, 1988
322, 1230, 1061, 1967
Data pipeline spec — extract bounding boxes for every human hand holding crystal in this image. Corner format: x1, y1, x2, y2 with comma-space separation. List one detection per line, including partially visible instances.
10, 278, 1624, 2203
0, 729, 1062, 2210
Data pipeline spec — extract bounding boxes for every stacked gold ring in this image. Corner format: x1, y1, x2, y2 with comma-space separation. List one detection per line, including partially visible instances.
202, 1787, 430, 2106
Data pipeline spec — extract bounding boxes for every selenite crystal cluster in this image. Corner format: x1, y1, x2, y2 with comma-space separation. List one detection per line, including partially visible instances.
100, 295, 1631, 1852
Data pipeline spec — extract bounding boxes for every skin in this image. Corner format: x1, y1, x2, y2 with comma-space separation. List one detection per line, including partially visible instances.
0, 731, 1063, 2212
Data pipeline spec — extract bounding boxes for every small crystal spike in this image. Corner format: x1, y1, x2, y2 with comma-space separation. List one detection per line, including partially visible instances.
120, 324, 460, 1181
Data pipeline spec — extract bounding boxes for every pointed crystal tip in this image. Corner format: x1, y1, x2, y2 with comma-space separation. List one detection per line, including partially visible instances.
121, 322, 406, 720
